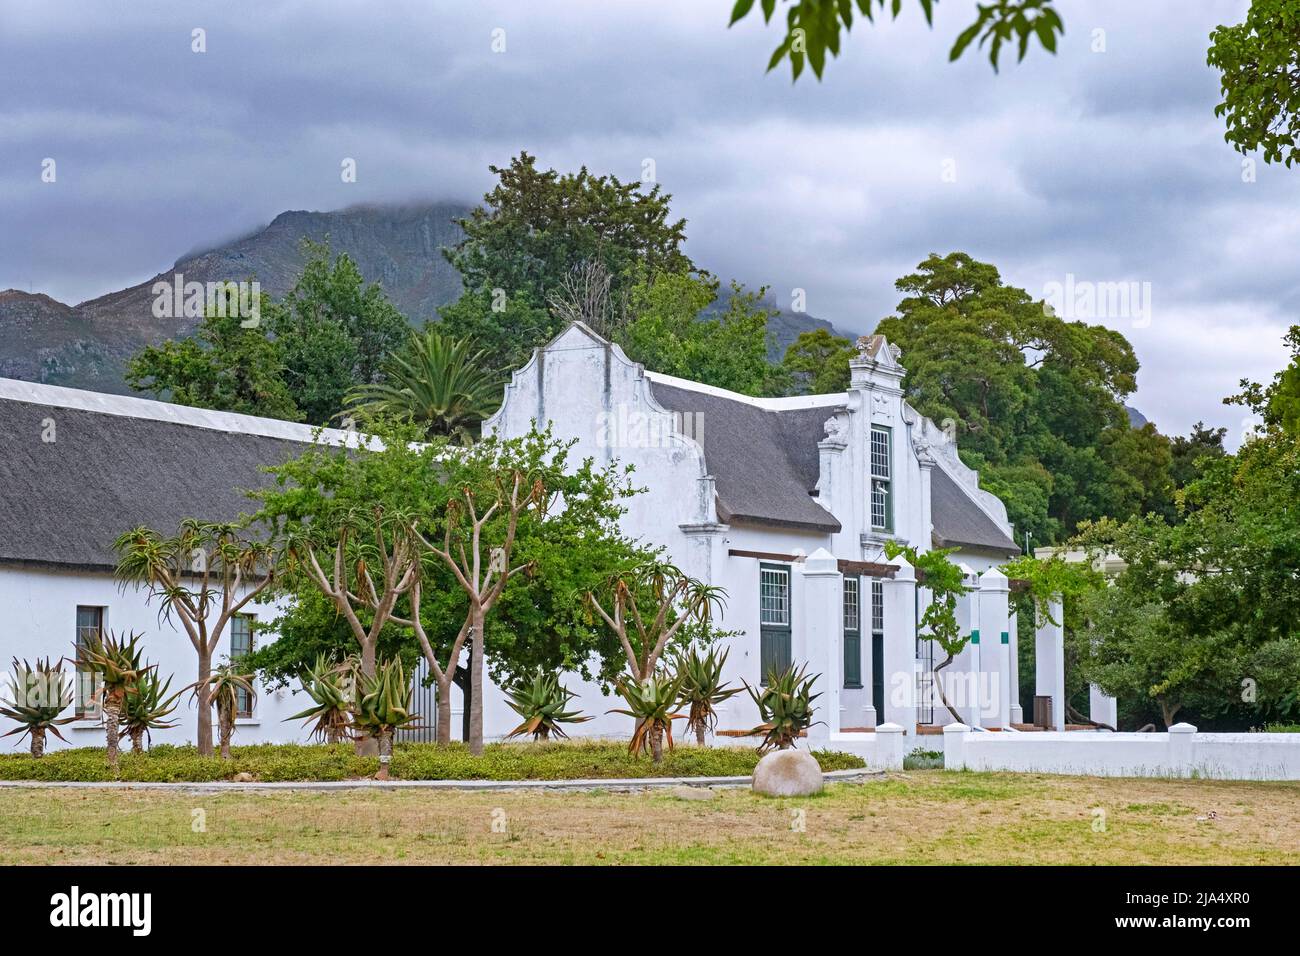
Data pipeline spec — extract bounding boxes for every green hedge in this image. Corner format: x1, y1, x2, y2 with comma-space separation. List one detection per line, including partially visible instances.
0, 741, 865, 783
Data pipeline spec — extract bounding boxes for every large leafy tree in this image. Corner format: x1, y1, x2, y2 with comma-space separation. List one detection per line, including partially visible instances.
269, 243, 411, 425
1208, 0, 1300, 167
126, 289, 300, 421
128, 244, 412, 426
780, 327, 855, 394
615, 273, 788, 397
253, 421, 647, 750
729, 0, 1063, 80
874, 252, 1153, 543
440, 152, 695, 373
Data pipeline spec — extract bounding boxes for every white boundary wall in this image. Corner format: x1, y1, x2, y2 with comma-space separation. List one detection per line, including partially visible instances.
943, 722, 1300, 781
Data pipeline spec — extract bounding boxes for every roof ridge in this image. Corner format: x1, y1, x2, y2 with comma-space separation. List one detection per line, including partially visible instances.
0, 377, 351, 445
645, 371, 847, 411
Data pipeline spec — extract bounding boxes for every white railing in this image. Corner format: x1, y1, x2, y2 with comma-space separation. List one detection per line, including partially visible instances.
942, 722, 1300, 780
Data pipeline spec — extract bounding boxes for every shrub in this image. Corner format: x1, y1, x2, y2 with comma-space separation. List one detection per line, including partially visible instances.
0, 741, 865, 783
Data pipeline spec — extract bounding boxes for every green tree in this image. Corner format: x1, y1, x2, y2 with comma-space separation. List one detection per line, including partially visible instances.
344, 328, 501, 442
616, 273, 788, 396
440, 152, 695, 371
269, 243, 411, 425
1169, 422, 1227, 490
1208, 0, 1300, 167
1229, 324, 1300, 438
781, 327, 855, 394
729, 0, 1063, 80
125, 289, 300, 421
875, 252, 1154, 543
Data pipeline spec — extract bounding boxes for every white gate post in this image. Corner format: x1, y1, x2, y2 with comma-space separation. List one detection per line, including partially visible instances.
801, 547, 842, 740
1034, 595, 1066, 730
942, 722, 970, 770
881, 554, 917, 731
1008, 608, 1023, 725
978, 567, 1010, 729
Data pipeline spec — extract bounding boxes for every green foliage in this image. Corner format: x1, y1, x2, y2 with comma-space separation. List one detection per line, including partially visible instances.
875, 251, 1160, 543
1001, 552, 1102, 630
77, 630, 145, 700
1229, 325, 1300, 439
437, 286, 552, 375
729, 0, 1063, 81
127, 244, 411, 426
609, 671, 686, 759
190, 663, 255, 725
1074, 413, 1300, 728
0, 741, 865, 783
121, 665, 183, 745
353, 657, 419, 738
903, 747, 944, 770
344, 327, 501, 441
781, 327, 855, 394
125, 287, 300, 420
0, 658, 76, 751
745, 662, 822, 752
1208, 0, 1300, 167
884, 541, 969, 657
673, 644, 742, 742
285, 654, 356, 743
503, 669, 592, 741
615, 273, 787, 396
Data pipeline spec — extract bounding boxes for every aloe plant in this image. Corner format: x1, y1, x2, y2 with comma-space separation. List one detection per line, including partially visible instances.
745, 662, 823, 753
1, 658, 76, 757
353, 658, 421, 780
504, 669, 591, 741
608, 670, 685, 763
673, 645, 741, 746
75, 630, 146, 772
121, 665, 182, 751
189, 662, 255, 760
287, 655, 356, 743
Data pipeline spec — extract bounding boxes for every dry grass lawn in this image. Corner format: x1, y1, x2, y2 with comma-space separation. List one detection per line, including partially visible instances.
3, 770, 1298, 865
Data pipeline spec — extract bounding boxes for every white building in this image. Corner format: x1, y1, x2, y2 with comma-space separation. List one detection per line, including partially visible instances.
0, 323, 1086, 753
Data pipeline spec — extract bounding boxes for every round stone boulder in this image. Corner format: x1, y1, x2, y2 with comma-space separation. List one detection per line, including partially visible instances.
752, 749, 824, 797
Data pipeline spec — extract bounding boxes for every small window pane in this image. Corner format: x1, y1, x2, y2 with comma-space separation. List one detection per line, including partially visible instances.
870, 427, 891, 479
871, 581, 884, 634
75, 606, 103, 717
760, 568, 790, 625
842, 577, 859, 632
230, 614, 254, 718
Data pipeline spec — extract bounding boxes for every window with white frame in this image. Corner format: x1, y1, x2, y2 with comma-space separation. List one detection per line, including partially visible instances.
870, 425, 892, 531
760, 567, 790, 625
74, 605, 104, 717
230, 614, 255, 718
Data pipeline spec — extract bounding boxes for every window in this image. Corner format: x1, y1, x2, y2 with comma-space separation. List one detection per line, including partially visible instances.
230, 614, 255, 718
759, 564, 792, 684
870, 425, 892, 531
75, 606, 104, 718
842, 576, 861, 688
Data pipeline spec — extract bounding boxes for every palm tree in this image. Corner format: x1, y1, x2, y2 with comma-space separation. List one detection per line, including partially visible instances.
344, 329, 500, 442
1, 658, 76, 757
76, 630, 146, 773
190, 662, 255, 759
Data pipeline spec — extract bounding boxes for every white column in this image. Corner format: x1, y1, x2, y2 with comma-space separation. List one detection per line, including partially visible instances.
1167, 722, 1197, 776
978, 567, 1010, 729
874, 722, 905, 770
1034, 595, 1066, 730
1008, 608, 1023, 725
956, 564, 980, 726
942, 722, 970, 770
800, 547, 842, 740
881, 554, 917, 731
1090, 685, 1118, 729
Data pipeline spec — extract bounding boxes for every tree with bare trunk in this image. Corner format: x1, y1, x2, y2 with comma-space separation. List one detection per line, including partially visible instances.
884, 542, 972, 724
114, 521, 276, 757
586, 561, 726, 683
76, 630, 146, 773
189, 662, 256, 759
400, 451, 542, 756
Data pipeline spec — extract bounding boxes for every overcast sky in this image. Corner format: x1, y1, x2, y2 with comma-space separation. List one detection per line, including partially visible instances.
1, 0, 1294, 442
